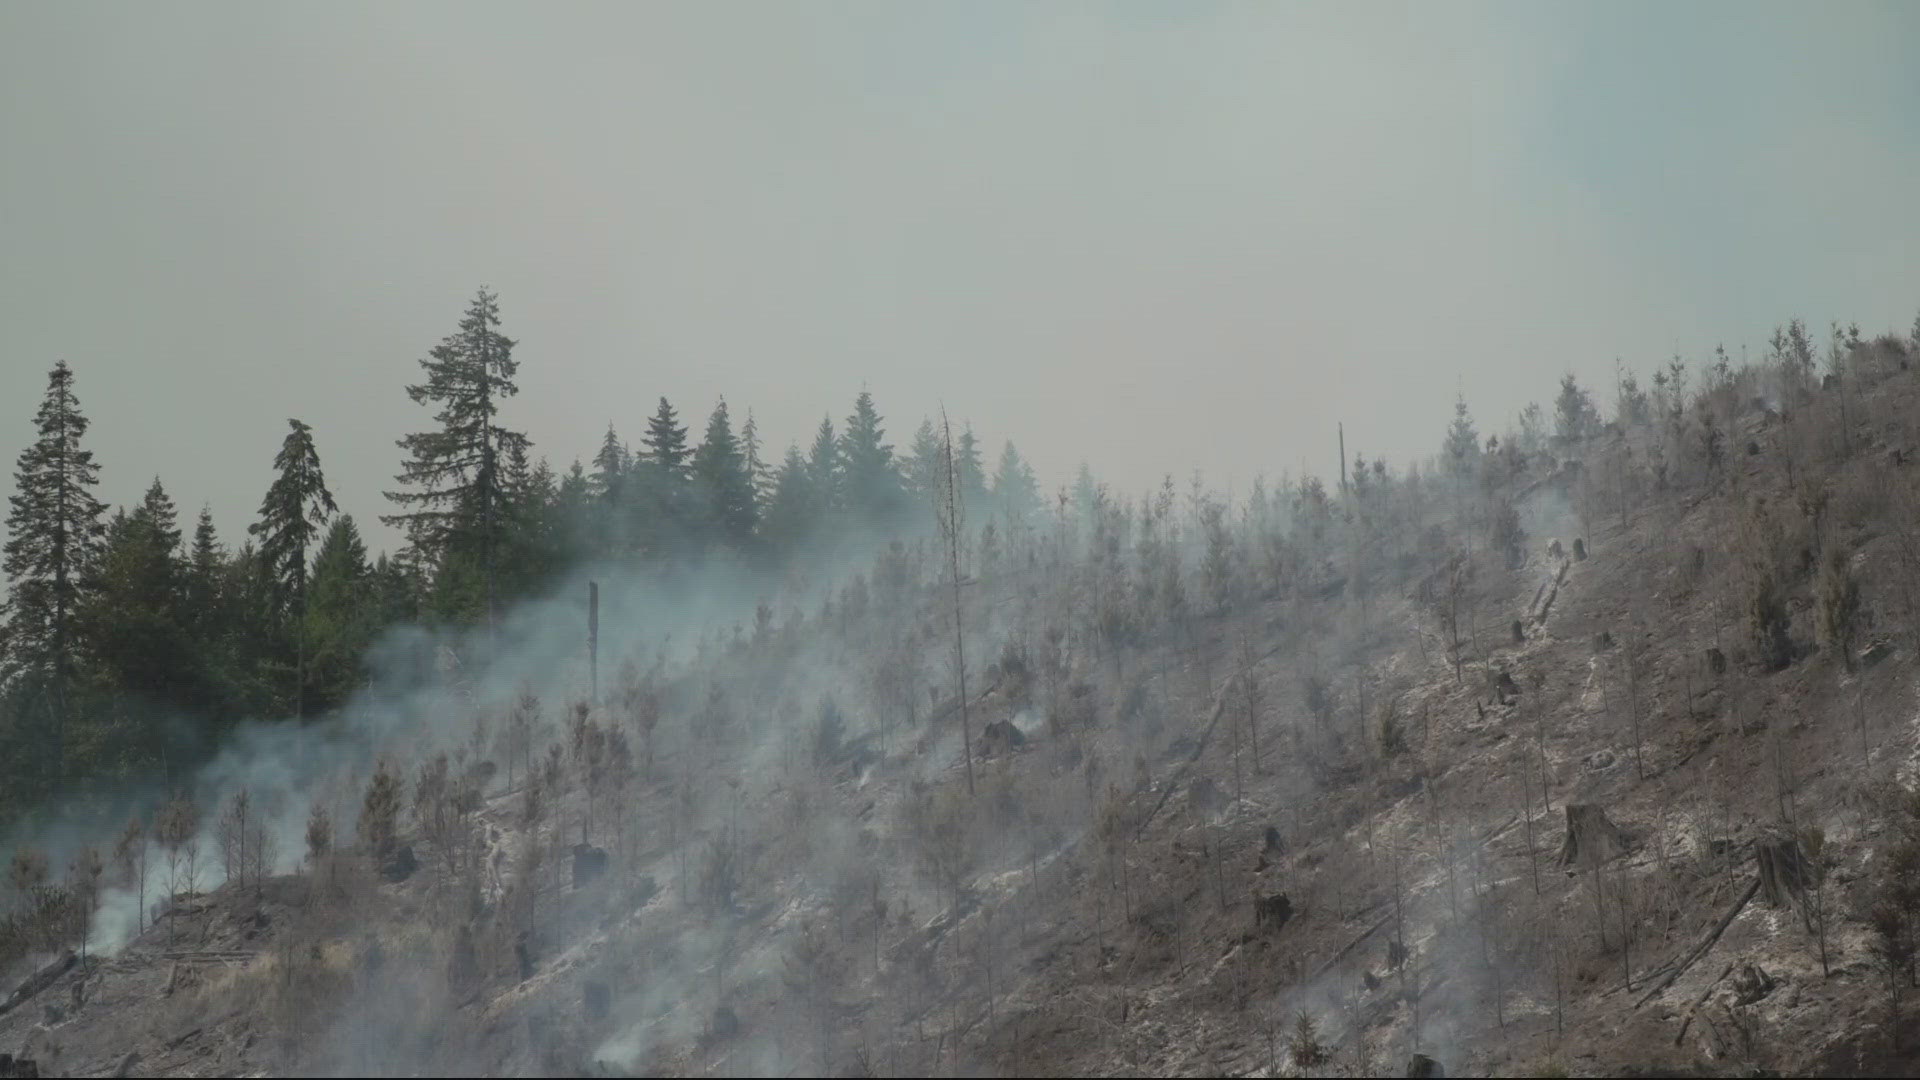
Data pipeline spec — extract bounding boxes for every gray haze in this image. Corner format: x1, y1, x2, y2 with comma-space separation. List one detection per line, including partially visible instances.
4, 2, 1919, 552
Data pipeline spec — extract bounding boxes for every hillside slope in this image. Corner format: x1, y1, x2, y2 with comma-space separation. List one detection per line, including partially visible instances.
10, 338, 1920, 1078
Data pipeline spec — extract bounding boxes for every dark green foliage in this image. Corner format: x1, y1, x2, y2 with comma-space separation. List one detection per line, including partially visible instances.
304, 515, 374, 713
692, 397, 757, 552
249, 419, 337, 716
761, 446, 817, 549
250, 420, 337, 604
807, 416, 842, 516
80, 479, 205, 773
382, 288, 529, 625
638, 396, 693, 556
3, 361, 108, 783
838, 391, 904, 525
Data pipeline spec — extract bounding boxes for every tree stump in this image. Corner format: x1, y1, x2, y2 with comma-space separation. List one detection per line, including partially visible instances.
1253, 893, 1293, 932
1756, 834, 1815, 908
1558, 804, 1627, 868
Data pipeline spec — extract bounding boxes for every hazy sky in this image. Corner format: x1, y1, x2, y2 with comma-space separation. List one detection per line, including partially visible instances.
4, 2, 1919, 555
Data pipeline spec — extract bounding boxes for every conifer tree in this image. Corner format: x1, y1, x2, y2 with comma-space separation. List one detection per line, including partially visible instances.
1071, 463, 1100, 523
589, 424, 627, 557
1443, 396, 1481, 481
1554, 374, 1599, 443
991, 441, 1040, 524
251, 419, 337, 717
740, 408, 771, 506
761, 446, 816, 551
382, 287, 528, 632
370, 552, 420, 630
905, 419, 944, 505
556, 458, 595, 563
807, 416, 842, 516
639, 397, 692, 554
2, 361, 108, 781
955, 424, 987, 512
304, 515, 373, 712
692, 397, 757, 552
84, 479, 199, 770
508, 453, 562, 590
839, 391, 904, 523
186, 506, 223, 629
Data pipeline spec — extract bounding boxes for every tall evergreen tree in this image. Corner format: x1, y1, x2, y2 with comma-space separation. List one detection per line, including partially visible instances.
692, 397, 757, 552
760, 446, 815, 551
382, 287, 528, 631
740, 408, 771, 507
589, 424, 627, 557
1071, 463, 1100, 524
556, 458, 594, 564
186, 506, 223, 626
251, 419, 337, 717
991, 441, 1040, 523
2, 361, 108, 781
182, 506, 231, 718
955, 424, 987, 512
839, 391, 903, 524
1554, 373, 1599, 443
639, 397, 692, 555
304, 515, 373, 713
84, 480, 199, 770
508, 453, 562, 590
905, 419, 945, 506
807, 416, 842, 519
1443, 395, 1480, 481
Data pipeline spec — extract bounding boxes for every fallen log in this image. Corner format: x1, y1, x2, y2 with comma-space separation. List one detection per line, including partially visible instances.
0, 950, 75, 1019
1635, 876, 1761, 1008
1673, 962, 1735, 1047
1133, 682, 1235, 839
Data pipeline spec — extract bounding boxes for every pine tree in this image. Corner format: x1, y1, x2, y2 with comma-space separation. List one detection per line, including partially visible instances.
905, 419, 945, 505
761, 446, 816, 551
589, 424, 627, 557
84, 479, 199, 771
556, 459, 594, 563
2, 361, 108, 781
370, 552, 419, 630
740, 408, 771, 506
251, 419, 337, 718
808, 416, 842, 516
639, 397, 692, 555
839, 391, 904, 524
991, 441, 1040, 524
1554, 374, 1599, 443
305, 515, 373, 712
186, 506, 223, 628
182, 506, 232, 719
382, 287, 528, 632
955, 424, 987, 512
1443, 396, 1480, 481
1071, 463, 1100, 523
509, 454, 562, 591
692, 397, 757, 552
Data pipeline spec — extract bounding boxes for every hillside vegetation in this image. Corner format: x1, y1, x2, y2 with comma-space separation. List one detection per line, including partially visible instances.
10, 316, 1920, 1077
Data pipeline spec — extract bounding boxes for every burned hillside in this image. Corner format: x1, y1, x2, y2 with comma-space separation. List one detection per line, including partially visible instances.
11, 327, 1920, 1078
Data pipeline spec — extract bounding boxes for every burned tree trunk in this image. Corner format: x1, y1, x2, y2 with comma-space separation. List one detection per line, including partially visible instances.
0, 950, 75, 1020
1558, 804, 1627, 868
1756, 833, 1815, 908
